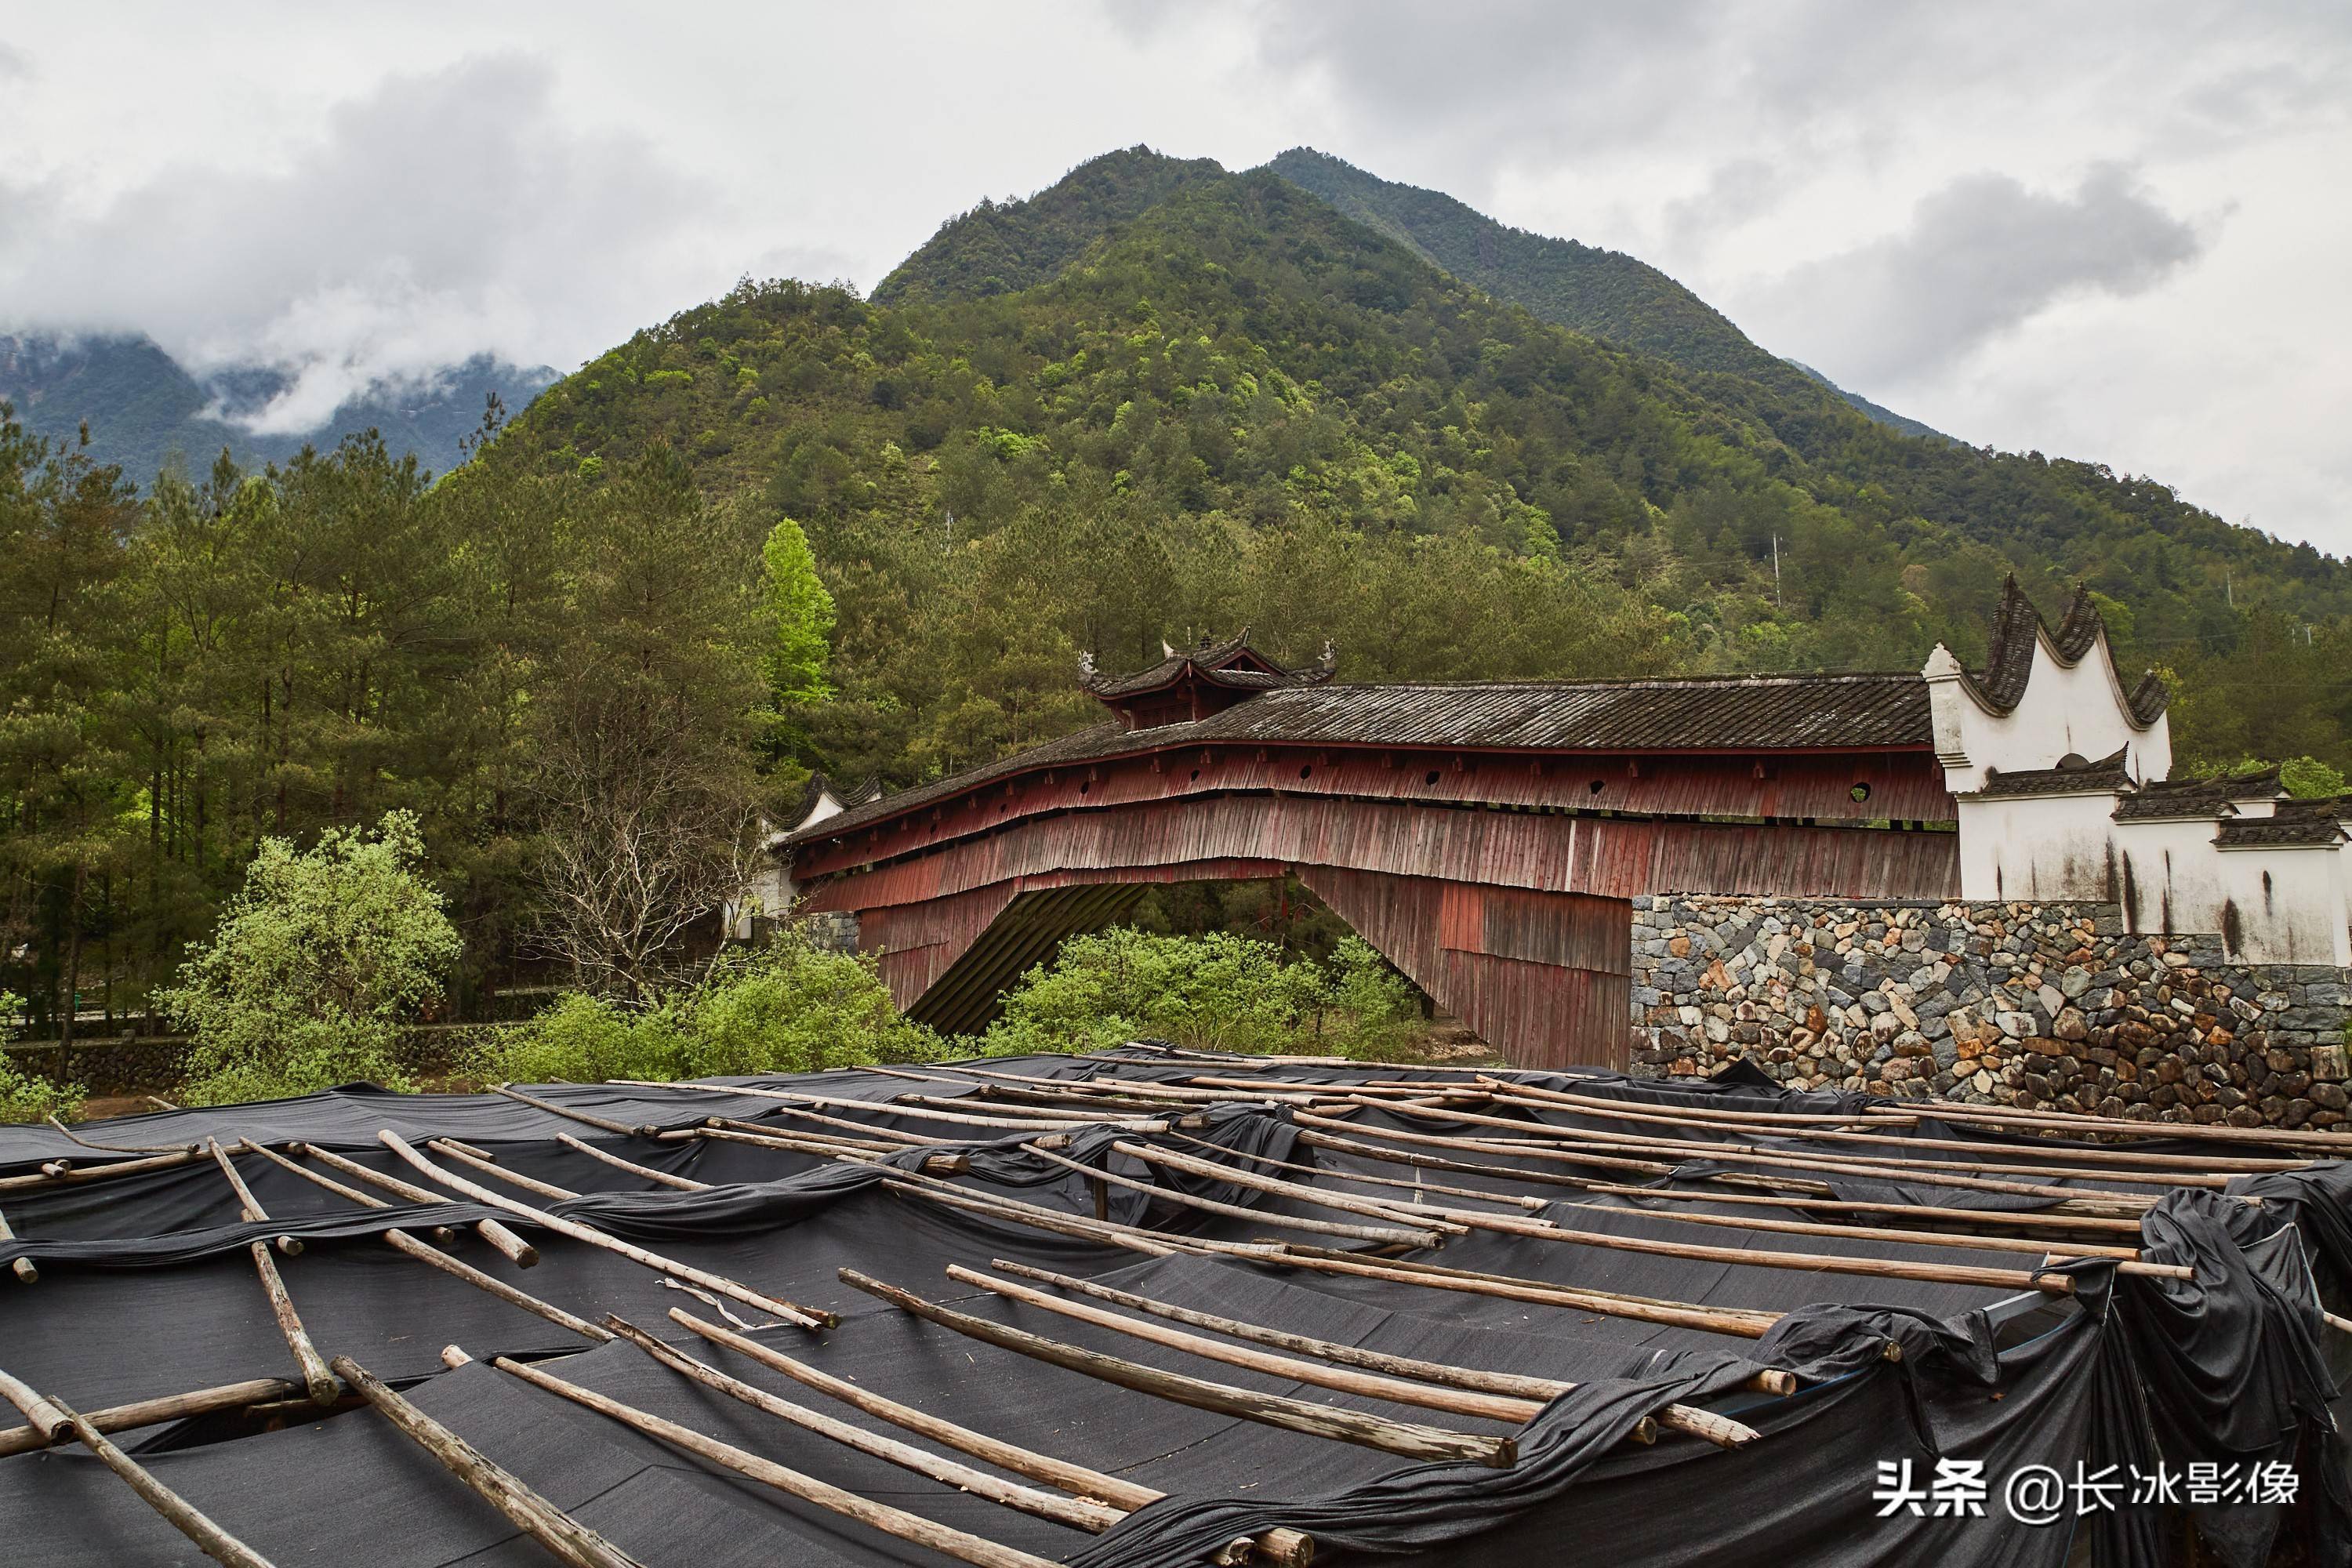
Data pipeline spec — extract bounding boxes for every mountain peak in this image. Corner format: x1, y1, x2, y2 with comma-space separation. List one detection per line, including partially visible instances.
872, 146, 1227, 307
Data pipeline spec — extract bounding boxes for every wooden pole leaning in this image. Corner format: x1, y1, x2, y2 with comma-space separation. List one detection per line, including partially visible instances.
553, 1133, 710, 1192
0, 1146, 203, 1194
42, 1395, 281, 1567
840, 1268, 1517, 1468
1019, 1142, 1450, 1247
946, 1261, 1551, 1424
1555, 1200, 2185, 1277
0, 1375, 303, 1459
1477, 1080, 2303, 1179
378, 1131, 836, 1330
331, 1355, 647, 1568
1106, 1139, 1478, 1236
427, 1139, 583, 1203
669, 1306, 1324, 1567
1166, 1128, 1550, 1213
205, 1138, 303, 1257
289, 1142, 538, 1265
1236, 1243, 1785, 1340
193, 1139, 335, 1405
491, 1083, 654, 1138
975, 1259, 1759, 1447
0, 1204, 36, 1283
476, 1346, 1062, 1568
235, 1140, 612, 1345
597, 1315, 1121, 1531
1311, 1104, 2155, 1215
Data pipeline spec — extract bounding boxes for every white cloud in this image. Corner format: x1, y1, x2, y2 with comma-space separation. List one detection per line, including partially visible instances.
1743, 166, 2205, 387
0, 53, 728, 426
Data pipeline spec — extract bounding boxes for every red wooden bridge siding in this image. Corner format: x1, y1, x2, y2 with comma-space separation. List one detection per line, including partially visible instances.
800, 778, 1958, 1058
1302, 868, 1631, 1073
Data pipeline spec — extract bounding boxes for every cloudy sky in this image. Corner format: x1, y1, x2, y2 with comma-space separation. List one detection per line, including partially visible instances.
2, 2, 2347, 550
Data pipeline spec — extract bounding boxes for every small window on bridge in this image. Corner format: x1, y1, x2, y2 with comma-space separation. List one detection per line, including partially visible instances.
1588, 779, 1605, 794
1078, 782, 1090, 796
1298, 764, 1312, 779
1850, 782, 1872, 803
1189, 769, 1200, 781
1425, 770, 1441, 785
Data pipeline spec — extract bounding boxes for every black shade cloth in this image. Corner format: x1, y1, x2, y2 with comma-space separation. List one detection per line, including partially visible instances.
2, 1051, 2347, 1566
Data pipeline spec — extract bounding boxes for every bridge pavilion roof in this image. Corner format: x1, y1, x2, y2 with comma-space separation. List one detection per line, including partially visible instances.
788, 667, 1933, 847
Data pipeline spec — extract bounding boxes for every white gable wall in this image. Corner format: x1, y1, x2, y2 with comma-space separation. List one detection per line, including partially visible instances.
1925, 633, 2170, 795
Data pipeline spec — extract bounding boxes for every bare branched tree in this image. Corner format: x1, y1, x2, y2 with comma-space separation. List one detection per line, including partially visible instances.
518, 442, 771, 998
522, 686, 761, 997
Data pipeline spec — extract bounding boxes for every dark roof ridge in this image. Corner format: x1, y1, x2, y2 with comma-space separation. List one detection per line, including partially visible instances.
1294, 670, 1920, 693
1961, 576, 2169, 728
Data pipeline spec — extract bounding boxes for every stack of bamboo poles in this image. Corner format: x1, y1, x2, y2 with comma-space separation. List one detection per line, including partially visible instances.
7, 1050, 2350, 1567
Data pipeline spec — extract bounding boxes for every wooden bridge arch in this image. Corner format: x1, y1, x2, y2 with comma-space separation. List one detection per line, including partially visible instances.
785, 642, 1963, 1069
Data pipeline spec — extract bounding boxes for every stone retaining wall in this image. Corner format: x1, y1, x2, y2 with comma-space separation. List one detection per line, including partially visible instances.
1629, 895, 2352, 1127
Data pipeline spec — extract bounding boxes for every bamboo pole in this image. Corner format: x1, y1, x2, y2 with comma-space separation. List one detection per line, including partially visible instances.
0, 1364, 74, 1443
1356, 1094, 2216, 1192
971, 1259, 1754, 1447
378, 1131, 834, 1330
596, 1316, 1120, 1531
1167, 1129, 1549, 1213
667, 1305, 1326, 1568
1021, 1142, 1448, 1247
477, 1350, 1060, 1568
331, 1355, 648, 1568
1398, 1196, 2078, 1295
1571, 1179, 2149, 1236
0, 1145, 201, 1193
838, 1268, 1516, 1467
1311, 1105, 2158, 1214
554, 1133, 710, 1192
1481, 1080, 2310, 1176
1240, 1244, 1783, 1339
44, 1396, 280, 1567
608, 1078, 1162, 1135
946, 1261, 1548, 1424
0, 1376, 301, 1459
1, 1205, 36, 1283
1868, 1099, 2352, 1153
243, 1236, 337, 1405
1553, 1201, 2180, 1276
888, 1091, 1149, 1125
662, 1306, 1151, 1508
428, 1139, 582, 1202
235, 1141, 612, 1345
205, 1139, 303, 1257
1107, 1139, 1475, 1235
681, 1122, 912, 1158
655, 1105, 943, 1147
204, 1154, 337, 1406
289, 1142, 538, 1265
45, 1114, 195, 1154
875, 1171, 1185, 1258
491, 1084, 652, 1138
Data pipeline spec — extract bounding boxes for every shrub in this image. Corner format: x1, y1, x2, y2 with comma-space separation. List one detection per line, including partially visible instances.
471, 925, 938, 1085
980, 929, 1424, 1061
159, 811, 461, 1105
0, 991, 84, 1123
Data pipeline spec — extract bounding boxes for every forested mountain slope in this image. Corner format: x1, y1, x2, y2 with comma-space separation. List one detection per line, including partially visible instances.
1263, 148, 1942, 438
495, 152, 2351, 792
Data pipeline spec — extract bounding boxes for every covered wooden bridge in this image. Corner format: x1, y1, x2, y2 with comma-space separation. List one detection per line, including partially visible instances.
785, 631, 1971, 1069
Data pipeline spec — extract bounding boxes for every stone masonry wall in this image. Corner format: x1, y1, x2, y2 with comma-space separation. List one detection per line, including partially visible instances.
1629, 895, 2352, 1127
